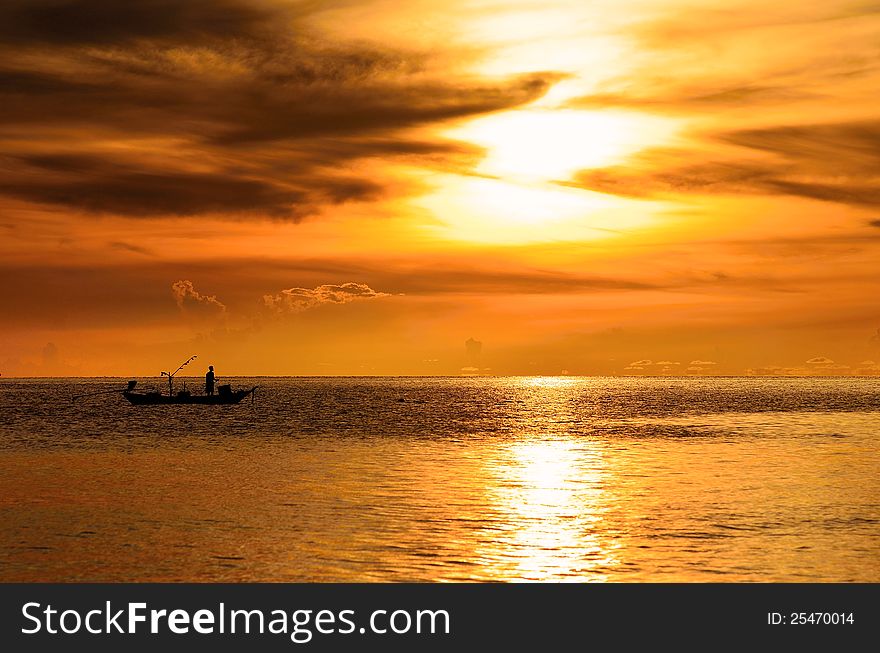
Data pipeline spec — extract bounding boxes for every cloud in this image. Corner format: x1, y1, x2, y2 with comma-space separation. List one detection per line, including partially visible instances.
799, 356, 851, 372
172, 280, 227, 317
721, 120, 880, 175
683, 359, 718, 374
746, 366, 797, 376
109, 241, 154, 256
264, 282, 390, 314
613, 357, 716, 374
0, 0, 280, 46
855, 359, 880, 375
564, 1, 880, 123
382, 268, 658, 295
565, 119, 880, 209
632, 1, 880, 46
0, 153, 376, 218
0, 0, 559, 220
560, 0, 880, 214
567, 84, 818, 113
563, 154, 773, 199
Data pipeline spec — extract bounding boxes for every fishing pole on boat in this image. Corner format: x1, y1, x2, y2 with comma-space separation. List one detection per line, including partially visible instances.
69, 386, 128, 400
160, 354, 197, 395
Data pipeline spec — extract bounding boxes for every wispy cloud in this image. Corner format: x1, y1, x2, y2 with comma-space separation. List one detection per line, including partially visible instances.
264, 282, 390, 314
172, 279, 226, 316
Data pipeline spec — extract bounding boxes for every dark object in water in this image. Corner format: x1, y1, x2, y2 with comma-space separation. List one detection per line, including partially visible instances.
123, 381, 256, 405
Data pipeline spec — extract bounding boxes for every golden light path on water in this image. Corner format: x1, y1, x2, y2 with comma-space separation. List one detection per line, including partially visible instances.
474, 376, 617, 581
480, 438, 618, 581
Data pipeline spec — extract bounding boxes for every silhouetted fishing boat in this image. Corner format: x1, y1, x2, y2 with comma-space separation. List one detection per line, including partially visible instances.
87, 355, 258, 406
122, 383, 256, 405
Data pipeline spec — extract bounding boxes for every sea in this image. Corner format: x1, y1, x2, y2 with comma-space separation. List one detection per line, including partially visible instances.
1, 376, 878, 582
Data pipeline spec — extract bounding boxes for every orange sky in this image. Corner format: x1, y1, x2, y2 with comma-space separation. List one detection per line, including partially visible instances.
2, 0, 879, 376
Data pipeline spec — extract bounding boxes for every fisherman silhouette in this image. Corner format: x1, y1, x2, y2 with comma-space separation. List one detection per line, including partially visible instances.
205, 365, 216, 396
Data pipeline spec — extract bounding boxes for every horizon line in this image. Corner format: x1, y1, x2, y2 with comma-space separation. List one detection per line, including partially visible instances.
2, 374, 878, 380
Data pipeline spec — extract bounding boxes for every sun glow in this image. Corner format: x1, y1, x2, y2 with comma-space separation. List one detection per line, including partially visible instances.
418, 108, 680, 243
448, 109, 678, 183
416, 173, 662, 244
417, 175, 628, 244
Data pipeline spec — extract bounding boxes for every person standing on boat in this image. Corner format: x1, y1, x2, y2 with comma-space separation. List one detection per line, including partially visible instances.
205, 365, 216, 396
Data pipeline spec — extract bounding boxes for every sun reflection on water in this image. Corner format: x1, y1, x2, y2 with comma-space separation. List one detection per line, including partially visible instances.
480, 435, 620, 581
521, 375, 584, 389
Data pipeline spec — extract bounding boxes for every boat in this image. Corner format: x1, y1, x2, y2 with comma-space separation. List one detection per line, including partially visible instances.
122, 383, 256, 405
119, 355, 256, 405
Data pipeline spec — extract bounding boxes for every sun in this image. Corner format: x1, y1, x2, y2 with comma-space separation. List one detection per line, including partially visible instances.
415, 173, 661, 245
410, 107, 679, 244
447, 108, 675, 184
413, 108, 677, 244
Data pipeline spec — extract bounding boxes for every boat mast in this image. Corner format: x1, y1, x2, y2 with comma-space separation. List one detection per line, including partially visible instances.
160, 355, 197, 396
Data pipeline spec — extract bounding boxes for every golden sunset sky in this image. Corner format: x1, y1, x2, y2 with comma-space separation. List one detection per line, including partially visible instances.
2, 0, 879, 376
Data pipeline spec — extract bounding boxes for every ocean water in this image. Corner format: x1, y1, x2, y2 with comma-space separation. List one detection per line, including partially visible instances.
1, 376, 878, 582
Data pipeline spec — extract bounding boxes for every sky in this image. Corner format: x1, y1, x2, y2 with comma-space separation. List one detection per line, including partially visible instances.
2, 0, 879, 376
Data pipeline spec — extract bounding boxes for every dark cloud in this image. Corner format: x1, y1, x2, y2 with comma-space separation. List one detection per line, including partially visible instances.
0, 0, 283, 45
564, 155, 769, 199
0, 60, 553, 143
565, 119, 880, 208
761, 179, 880, 208
211, 73, 555, 145
0, 0, 559, 219
0, 69, 108, 95
0, 153, 318, 217
721, 121, 880, 172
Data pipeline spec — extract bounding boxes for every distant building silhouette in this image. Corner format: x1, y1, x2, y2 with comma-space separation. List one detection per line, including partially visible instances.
465, 337, 482, 369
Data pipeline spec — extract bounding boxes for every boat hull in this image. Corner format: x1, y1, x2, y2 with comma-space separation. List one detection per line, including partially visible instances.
123, 388, 255, 405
